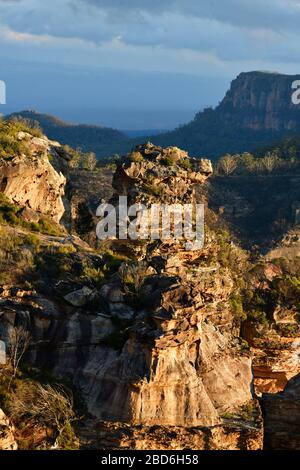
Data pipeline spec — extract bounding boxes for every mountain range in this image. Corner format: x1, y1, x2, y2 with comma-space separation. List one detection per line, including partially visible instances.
6, 71, 300, 159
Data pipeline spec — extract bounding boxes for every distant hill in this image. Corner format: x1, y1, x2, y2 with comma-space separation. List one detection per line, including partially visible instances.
5, 110, 133, 158
151, 71, 300, 158
7, 72, 300, 160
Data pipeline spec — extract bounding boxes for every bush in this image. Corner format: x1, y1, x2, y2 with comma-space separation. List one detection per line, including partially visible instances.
161, 156, 176, 167
129, 151, 144, 163
179, 158, 192, 170
8, 381, 78, 449
230, 293, 246, 321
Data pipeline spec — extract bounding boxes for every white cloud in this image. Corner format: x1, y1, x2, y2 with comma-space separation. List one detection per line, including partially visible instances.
0, 0, 300, 79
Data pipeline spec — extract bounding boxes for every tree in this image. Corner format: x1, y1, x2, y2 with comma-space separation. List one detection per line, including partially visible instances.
67, 146, 81, 169
240, 152, 256, 174
82, 151, 97, 171
260, 152, 279, 173
218, 154, 238, 175
8, 326, 31, 380
9, 383, 76, 446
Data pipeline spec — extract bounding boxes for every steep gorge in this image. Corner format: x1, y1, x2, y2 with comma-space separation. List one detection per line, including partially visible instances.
0, 128, 299, 450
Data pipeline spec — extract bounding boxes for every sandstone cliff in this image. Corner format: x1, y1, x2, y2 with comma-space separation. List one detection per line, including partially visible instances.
263, 374, 300, 450
152, 71, 300, 158
0, 142, 262, 450
3, 126, 300, 450
0, 130, 68, 223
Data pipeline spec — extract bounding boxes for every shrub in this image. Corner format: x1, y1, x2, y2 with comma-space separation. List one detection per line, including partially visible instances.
119, 262, 148, 297
161, 156, 176, 166
9, 382, 78, 449
129, 151, 144, 163
230, 293, 246, 321
179, 158, 192, 170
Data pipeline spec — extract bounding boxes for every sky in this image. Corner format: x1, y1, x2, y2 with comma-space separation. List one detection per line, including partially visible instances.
1, 0, 300, 129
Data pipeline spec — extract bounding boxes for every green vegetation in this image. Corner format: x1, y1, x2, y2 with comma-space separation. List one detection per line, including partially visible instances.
0, 227, 39, 286
119, 262, 148, 297
0, 119, 43, 159
0, 366, 79, 450
129, 151, 144, 163
230, 293, 246, 321
142, 181, 164, 197
179, 158, 192, 170
216, 147, 300, 176
235, 261, 300, 325
66, 145, 97, 171
30, 245, 130, 298
161, 155, 176, 166
0, 193, 64, 236
222, 401, 260, 425
6, 110, 132, 160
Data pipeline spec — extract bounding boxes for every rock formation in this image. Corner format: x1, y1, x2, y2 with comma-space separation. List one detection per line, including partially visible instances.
0, 143, 263, 449
219, 71, 300, 132
9, 133, 300, 449
262, 374, 300, 450
0, 131, 68, 223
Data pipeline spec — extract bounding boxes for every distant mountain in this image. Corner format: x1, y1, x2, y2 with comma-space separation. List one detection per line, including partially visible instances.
151, 71, 300, 158
7, 72, 300, 160
5, 110, 133, 158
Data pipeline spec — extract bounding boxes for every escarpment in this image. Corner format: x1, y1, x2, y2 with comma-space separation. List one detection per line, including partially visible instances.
4, 133, 300, 450
0, 142, 264, 450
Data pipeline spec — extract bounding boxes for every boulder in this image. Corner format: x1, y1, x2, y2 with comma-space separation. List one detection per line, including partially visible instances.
64, 286, 96, 307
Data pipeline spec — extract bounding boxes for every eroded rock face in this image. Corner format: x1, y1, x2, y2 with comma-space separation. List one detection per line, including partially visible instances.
0, 275, 253, 431
263, 374, 300, 450
0, 132, 67, 222
219, 71, 300, 132
0, 409, 17, 450
242, 231, 300, 396
79, 420, 263, 451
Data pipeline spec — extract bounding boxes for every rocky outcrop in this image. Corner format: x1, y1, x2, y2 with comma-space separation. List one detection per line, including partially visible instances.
266, 228, 300, 262
79, 419, 263, 451
0, 409, 17, 450
219, 71, 300, 132
250, 332, 300, 395
262, 374, 300, 449
65, 168, 114, 246
0, 132, 68, 222
112, 143, 212, 205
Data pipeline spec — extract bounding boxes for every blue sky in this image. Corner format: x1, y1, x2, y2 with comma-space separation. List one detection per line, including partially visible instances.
1, 0, 300, 129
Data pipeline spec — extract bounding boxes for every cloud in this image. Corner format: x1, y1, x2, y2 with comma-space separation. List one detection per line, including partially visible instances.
80, 0, 300, 32
1, 0, 300, 82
